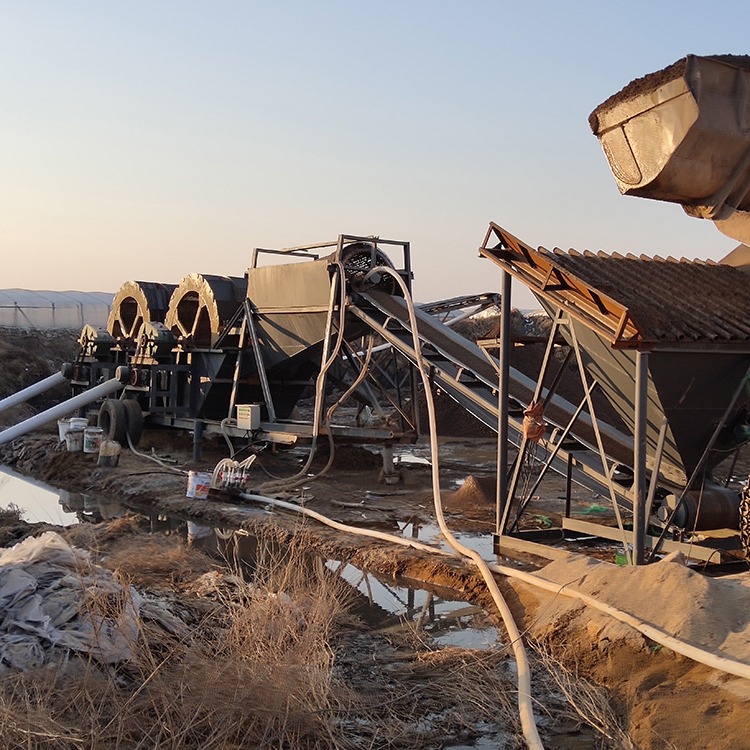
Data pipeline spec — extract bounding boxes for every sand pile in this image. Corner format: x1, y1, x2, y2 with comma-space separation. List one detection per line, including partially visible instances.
529, 552, 750, 662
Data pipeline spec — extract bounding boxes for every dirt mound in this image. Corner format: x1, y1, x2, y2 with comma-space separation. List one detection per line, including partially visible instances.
517, 552, 750, 749
442, 475, 496, 524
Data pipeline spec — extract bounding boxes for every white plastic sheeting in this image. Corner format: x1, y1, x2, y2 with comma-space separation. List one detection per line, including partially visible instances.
0, 532, 140, 669
0, 289, 112, 329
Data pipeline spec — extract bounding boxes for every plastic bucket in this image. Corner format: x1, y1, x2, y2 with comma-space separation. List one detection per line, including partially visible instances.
70, 417, 88, 430
83, 427, 104, 454
186, 471, 212, 499
57, 419, 71, 441
65, 428, 84, 452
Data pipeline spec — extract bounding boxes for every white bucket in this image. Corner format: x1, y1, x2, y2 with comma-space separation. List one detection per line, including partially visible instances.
70, 417, 88, 430
186, 471, 212, 499
57, 419, 71, 441
83, 426, 104, 454
65, 428, 84, 452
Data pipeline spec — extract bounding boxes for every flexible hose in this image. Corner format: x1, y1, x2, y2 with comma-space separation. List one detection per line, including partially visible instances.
325, 333, 375, 424
234, 491, 750, 685
358, 266, 545, 750
239, 492, 454, 555
126, 431, 187, 475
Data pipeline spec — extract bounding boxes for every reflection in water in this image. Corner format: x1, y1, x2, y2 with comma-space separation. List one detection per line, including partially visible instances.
399, 519, 496, 562
331, 559, 499, 649
1, 465, 499, 648
59, 489, 125, 525
0, 466, 79, 525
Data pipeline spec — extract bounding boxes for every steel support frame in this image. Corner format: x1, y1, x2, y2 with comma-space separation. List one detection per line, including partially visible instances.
500, 308, 567, 534
495, 271, 512, 536
567, 319, 633, 560
632, 351, 649, 564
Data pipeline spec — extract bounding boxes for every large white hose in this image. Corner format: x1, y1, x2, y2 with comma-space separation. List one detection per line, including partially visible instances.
0, 373, 126, 446
235, 491, 750, 684
358, 266, 545, 750
239, 492, 453, 554
0, 368, 69, 416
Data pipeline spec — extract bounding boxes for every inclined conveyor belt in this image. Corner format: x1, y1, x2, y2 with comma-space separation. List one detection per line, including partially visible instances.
350, 290, 642, 504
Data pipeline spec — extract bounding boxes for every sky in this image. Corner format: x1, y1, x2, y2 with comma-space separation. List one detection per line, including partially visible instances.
2, 1, 750, 309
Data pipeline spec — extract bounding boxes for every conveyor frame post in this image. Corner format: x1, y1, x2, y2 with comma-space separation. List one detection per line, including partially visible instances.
495, 271, 511, 536
633, 351, 649, 565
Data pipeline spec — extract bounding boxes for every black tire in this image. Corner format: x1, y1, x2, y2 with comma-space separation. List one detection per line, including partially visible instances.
123, 399, 144, 447
98, 399, 128, 445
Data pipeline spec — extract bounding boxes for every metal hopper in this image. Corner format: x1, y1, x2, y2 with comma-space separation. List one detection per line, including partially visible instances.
590, 54, 750, 242
480, 224, 750, 535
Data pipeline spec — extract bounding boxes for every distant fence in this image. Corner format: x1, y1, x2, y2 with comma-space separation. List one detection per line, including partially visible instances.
0, 301, 111, 330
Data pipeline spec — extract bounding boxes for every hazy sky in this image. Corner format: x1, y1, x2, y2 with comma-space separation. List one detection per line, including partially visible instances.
2, 1, 749, 308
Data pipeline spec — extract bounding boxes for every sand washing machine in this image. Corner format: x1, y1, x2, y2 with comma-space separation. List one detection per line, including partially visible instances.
481, 224, 750, 552
67, 235, 419, 453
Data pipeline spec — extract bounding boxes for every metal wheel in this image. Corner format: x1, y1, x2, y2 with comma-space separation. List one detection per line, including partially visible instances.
341, 242, 397, 294
107, 281, 176, 341
165, 274, 246, 348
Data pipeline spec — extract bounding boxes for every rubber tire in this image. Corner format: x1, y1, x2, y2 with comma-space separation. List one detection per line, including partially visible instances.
123, 399, 144, 447
98, 399, 128, 445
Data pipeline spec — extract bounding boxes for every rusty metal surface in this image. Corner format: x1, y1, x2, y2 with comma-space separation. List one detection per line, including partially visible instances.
480, 223, 750, 349
107, 281, 177, 341
165, 274, 246, 348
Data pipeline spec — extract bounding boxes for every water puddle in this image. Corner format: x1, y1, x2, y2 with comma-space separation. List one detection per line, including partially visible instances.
0, 465, 605, 747
0, 466, 80, 526
331, 560, 500, 649
0, 463, 501, 649
399, 519, 496, 560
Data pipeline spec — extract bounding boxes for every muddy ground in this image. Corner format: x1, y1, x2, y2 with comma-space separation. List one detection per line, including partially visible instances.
1, 426, 750, 749
2, 326, 750, 748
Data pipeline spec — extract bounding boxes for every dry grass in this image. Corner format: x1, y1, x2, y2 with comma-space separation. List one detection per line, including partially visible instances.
0, 503, 24, 527
0, 522, 628, 748
0, 536, 355, 750
530, 639, 635, 750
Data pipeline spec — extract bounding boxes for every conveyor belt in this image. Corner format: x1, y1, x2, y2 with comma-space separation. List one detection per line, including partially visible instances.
350, 290, 641, 504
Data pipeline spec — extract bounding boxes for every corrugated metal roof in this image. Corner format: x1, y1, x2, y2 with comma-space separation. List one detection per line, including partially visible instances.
543, 248, 750, 343
479, 223, 750, 348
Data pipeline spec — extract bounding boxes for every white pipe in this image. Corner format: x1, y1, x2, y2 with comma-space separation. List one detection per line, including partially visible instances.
239, 493, 453, 554
443, 306, 483, 327
0, 373, 126, 446
0, 367, 70, 415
